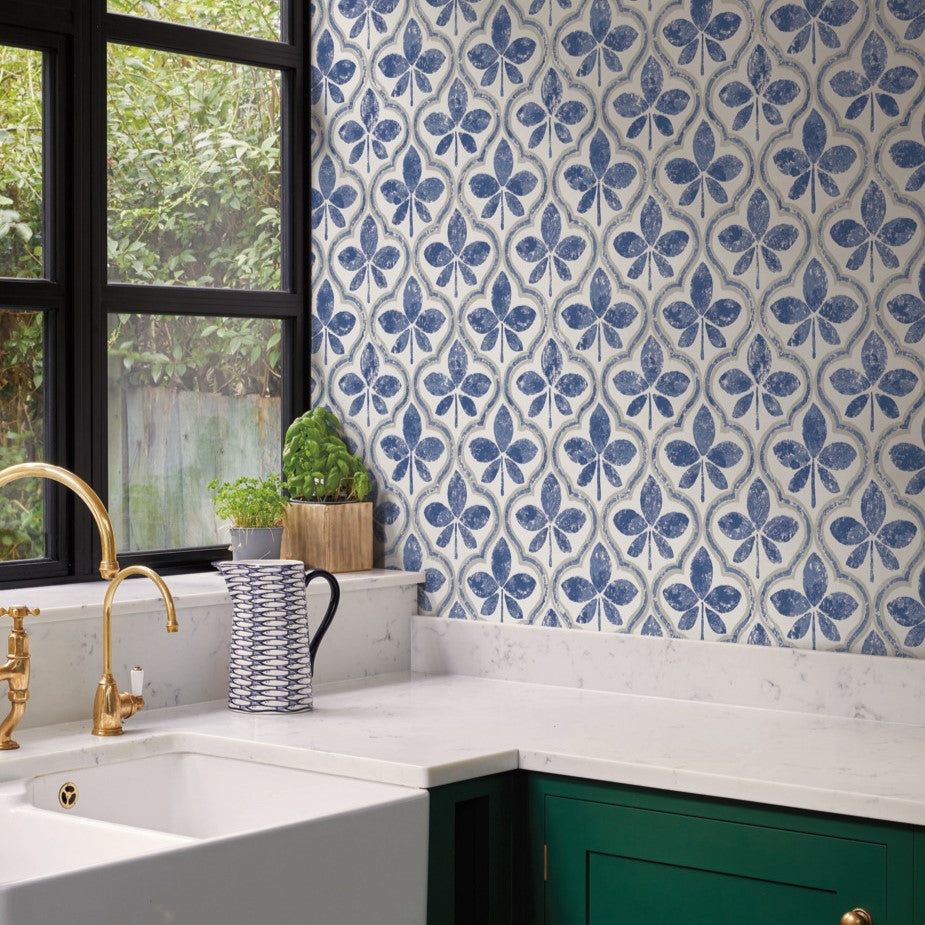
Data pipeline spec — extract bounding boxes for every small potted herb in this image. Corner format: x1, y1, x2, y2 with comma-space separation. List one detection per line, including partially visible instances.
209, 473, 287, 560
281, 407, 373, 572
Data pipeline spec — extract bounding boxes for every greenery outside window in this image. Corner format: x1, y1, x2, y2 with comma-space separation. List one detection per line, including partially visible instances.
0, 1, 305, 586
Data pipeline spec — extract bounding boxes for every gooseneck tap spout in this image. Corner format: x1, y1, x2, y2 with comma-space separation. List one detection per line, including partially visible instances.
0, 462, 179, 744
93, 565, 179, 736
0, 463, 119, 579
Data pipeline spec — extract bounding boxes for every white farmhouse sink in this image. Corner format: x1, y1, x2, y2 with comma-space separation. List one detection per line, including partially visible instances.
30, 750, 413, 839
0, 742, 428, 925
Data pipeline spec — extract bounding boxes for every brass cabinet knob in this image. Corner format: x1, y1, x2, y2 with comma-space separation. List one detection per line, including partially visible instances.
841, 909, 873, 925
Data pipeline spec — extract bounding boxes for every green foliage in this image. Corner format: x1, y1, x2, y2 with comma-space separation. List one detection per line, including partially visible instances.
208, 473, 286, 528
283, 407, 371, 503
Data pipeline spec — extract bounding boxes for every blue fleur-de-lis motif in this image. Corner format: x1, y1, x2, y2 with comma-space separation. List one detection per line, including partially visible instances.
515, 473, 586, 566
337, 214, 400, 301
402, 533, 446, 612
718, 478, 799, 579
887, 0, 925, 39
890, 417, 925, 495
337, 0, 399, 50
467, 536, 536, 621
516, 339, 588, 428
829, 331, 918, 432
887, 568, 925, 647
887, 263, 925, 344
378, 19, 446, 105
772, 403, 856, 508
562, 268, 637, 363
563, 404, 637, 502
770, 553, 858, 648
564, 129, 637, 227
612, 56, 691, 151
467, 5, 536, 96
718, 334, 800, 430
562, 0, 638, 87
770, 0, 858, 65
470, 404, 538, 495
773, 110, 856, 214
662, 0, 742, 77
665, 404, 744, 502
718, 45, 800, 143
516, 69, 588, 160
830, 181, 917, 285
829, 32, 917, 133
662, 261, 741, 360
423, 78, 491, 168
311, 155, 357, 241
423, 340, 491, 427
890, 113, 925, 192
311, 29, 356, 116
423, 209, 491, 298
769, 258, 859, 359
338, 88, 401, 173
378, 276, 446, 364
424, 0, 482, 36
613, 475, 689, 570
467, 272, 536, 362
516, 203, 587, 297
312, 279, 357, 364
380, 146, 444, 237
423, 471, 490, 558
380, 403, 445, 494
338, 342, 402, 426
613, 196, 689, 290
664, 121, 743, 219
718, 189, 798, 288
529, 0, 572, 28
469, 138, 538, 230
562, 543, 638, 628
663, 547, 741, 640
830, 480, 917, 581
613, 335, 691, 429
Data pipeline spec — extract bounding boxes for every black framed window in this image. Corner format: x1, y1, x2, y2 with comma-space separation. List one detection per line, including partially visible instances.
0, 1, 306, 586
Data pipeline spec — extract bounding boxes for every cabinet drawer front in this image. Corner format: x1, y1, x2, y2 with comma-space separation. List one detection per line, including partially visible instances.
546, 796, 887, 925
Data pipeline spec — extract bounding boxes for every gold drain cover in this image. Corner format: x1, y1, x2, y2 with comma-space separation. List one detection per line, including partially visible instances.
58, 782, 78, 809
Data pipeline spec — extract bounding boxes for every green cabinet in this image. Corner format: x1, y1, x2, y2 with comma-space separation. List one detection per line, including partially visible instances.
530, 775, 915, 925
427, 772, 921, 924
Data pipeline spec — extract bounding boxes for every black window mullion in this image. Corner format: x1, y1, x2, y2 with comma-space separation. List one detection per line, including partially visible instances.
101, 286, 302, 318
105, 13, 301, 69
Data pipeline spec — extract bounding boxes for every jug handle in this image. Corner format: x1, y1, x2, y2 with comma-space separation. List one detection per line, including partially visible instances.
305, 569, 340, 671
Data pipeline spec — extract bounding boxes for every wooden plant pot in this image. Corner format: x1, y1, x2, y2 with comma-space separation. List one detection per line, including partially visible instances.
281, 500, 373, 573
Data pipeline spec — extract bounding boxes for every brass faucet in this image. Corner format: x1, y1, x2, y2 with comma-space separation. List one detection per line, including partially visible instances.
0, 606, 39, 749
94, 565, 178, 735
0, 463, 179, 742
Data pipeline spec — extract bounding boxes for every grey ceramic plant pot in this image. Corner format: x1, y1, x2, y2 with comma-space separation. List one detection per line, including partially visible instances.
229, 526, 284, 560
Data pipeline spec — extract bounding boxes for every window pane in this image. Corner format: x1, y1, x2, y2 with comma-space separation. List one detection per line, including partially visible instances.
107, 46, 282, 290
107, 313, 282, 552
108, 0, 283, 43
0, 47, 44, 280
0, 310, 45, 560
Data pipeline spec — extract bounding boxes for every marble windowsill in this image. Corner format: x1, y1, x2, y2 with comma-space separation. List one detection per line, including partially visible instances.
3, 568, 425, 622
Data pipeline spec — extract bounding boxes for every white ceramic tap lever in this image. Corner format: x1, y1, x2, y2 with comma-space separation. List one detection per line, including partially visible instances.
130, 666, 144, 697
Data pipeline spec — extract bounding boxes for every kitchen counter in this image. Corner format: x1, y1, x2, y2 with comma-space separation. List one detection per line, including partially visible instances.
2, 669, 923, 827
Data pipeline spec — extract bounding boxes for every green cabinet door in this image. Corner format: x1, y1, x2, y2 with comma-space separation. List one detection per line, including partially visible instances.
534, 776, 914, 925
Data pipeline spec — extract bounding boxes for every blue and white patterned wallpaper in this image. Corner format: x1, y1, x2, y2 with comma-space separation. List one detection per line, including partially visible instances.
309, 0, 925, 655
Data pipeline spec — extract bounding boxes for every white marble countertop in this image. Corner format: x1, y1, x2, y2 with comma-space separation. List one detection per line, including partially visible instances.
3, 671, 924, 827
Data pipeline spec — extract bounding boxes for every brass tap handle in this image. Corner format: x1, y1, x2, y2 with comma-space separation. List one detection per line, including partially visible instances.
841, 909, 873, 925
0, 607, 39, 630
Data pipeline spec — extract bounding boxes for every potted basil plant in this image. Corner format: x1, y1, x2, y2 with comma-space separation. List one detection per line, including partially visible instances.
280, 406, 373, 572
208, 473, 287, 560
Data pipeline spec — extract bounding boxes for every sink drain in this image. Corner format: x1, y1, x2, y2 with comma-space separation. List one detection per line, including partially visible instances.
58, 782, 78, 809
